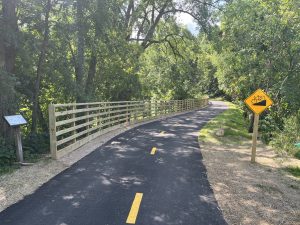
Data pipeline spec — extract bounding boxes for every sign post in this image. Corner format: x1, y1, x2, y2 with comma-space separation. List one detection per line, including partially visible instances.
3, 115, 27, 163
14, 126, 24, 162
244, 89, 273, 163
251, 114, 259, 163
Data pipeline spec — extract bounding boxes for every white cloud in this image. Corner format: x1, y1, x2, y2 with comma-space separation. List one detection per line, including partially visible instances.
176, 12, 199, 35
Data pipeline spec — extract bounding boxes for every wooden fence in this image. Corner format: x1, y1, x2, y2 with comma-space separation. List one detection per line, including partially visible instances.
49, 98, 209, 159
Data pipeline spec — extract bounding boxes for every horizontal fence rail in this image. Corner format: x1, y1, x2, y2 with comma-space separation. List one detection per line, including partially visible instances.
49, 98, 209, 159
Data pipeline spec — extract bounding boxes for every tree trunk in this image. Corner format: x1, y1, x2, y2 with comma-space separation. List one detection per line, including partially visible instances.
85, 53, 96, 98
38, 102, 48, 132
0, 0, 18, 143
75, 0, 85, 102
85, 0, 105, 99
31, 0, 52, 134
125, 0, 134, 29
0, 16, 4, 69
2, 0, 18, 73
141, 1, 170, 49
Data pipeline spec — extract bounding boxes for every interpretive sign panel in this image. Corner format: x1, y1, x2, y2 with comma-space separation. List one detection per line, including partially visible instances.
4, 115, 27, 127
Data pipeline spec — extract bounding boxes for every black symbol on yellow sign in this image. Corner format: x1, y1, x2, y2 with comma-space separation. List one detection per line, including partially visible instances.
251, 95, 267, 106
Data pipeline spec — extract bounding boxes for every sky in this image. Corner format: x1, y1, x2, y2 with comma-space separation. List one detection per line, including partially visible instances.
176, 12, 199, 35
130, 11, 199, 39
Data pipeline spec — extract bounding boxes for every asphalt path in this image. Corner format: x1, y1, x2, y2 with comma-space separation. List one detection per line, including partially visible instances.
0, 101, 228, 225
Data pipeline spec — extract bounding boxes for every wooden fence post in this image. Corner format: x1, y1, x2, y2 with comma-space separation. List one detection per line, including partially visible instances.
142, 101, 145, 121
86, 105, 90, 136
71, 105, 76, 143
97, 103, 101, 130
49, 104, 57, 159
251, 114, 260, 163
126, 102, 129, 126
147, 101, 150, 119
172, 100, 175, 114
134, 102, 138, 123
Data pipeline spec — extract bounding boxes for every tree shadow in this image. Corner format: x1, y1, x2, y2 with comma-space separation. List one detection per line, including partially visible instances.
0, 102, 229, 225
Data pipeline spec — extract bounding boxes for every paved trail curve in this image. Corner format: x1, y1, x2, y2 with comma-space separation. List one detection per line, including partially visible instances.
0, 101, 228, 225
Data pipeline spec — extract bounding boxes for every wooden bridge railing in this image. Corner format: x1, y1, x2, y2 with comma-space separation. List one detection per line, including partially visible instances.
49, 98, 209, 159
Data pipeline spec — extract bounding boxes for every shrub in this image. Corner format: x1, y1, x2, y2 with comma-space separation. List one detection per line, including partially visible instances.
271, 111, 300, 156
260, 113, 280, 144
0, 137, 16, 167
295, 150, 300, 160
285, 166, 300, 178
23, 132, 50, 154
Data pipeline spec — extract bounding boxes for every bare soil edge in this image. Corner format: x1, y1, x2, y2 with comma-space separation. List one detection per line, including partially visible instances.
0, 107, 206, 213
199, 139, 300, 225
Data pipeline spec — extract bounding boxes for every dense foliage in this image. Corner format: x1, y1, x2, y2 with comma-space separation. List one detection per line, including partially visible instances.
214, 0, 300, 154
0, 0, 299, 167
271, 110, 300, 156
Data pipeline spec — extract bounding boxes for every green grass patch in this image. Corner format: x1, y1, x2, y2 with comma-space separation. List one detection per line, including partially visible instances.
199, 102, 251, 144
24, 151, 45, 163
0, 154, 47, 177
255, 183, 283, 194
285, 166, 300, 178
0, 164, 20, 176
0, 151, 46, 177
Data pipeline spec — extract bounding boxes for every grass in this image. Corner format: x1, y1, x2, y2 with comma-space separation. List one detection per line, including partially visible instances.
0, 152, 46, 176
0, 165, 20, 176
255, 183, 283, 194
199, 101, 300, 181
24, 151, 46, 163
199, 102, 251, 144
285, 166, 300, 178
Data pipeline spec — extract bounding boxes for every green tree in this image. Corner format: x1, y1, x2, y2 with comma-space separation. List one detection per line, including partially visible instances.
214, 0, 300, 144
0, 0, 18, 142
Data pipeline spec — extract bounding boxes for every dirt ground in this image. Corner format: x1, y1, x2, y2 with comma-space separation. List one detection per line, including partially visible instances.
200, 139, 300, 225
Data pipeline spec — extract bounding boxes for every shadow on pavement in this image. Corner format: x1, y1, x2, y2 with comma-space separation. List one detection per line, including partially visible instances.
0, 102, 228, 225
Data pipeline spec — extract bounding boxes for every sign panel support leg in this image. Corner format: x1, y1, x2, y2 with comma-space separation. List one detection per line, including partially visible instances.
14, 127, 24, 163
251, 113, 259, 163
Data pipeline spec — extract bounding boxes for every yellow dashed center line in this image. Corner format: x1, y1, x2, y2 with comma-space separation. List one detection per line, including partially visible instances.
126, 193, 143, 224
159, 131, 165, 136
150, 147, 157, 155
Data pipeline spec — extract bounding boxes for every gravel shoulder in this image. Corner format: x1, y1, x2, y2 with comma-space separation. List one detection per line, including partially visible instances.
199, 102, 300, 225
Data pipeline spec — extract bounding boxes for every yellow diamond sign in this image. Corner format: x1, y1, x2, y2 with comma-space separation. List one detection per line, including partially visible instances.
244, 89, 273, 115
